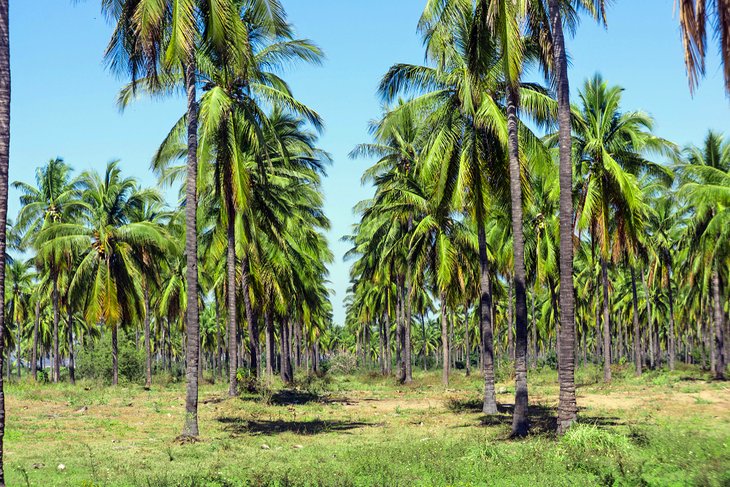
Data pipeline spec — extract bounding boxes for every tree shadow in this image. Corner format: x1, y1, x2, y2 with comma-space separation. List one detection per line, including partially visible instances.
217, 417, 372, 436
446, 398, 622, 436
239, 389, 355, 406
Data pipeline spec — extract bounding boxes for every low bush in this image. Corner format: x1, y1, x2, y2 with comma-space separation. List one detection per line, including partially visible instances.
76, 330, 144, 384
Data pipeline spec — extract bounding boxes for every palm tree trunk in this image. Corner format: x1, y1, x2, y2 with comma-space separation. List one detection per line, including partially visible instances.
31, 299, 39, 381
507, 280, 514, 361
144, 283, 151, 389
600, 258, 612, 382
240, 252, 258, 379
378, 318, 385, 374
265, 308, 274, 379
52, 273, 60, 383
0, 0, 8, 479
505, 84, 529, 437
549, 0, 577, 435
112, 323, 118, 386
712, 268, 725, 379
280, 318, 293, 384
67, 306, 75, 385
630, 266, 642, 375
667, 259, 676, 371
465, 301, 471, 377
404, 274, 413, 383
440, 292, 449, 387
225, 191, 238, 396
182, 59, 201, 439
531, 289, 537, 369
478, 222, 498, 414
384, 312, 392, 375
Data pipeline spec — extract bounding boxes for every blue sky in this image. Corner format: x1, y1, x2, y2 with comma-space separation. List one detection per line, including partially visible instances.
8, 1, 729, 324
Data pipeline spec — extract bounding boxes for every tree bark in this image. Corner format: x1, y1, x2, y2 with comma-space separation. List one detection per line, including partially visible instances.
440, 292, 449, 387
601, 258, 611, 382
225, 189, 238, 396
144, 283, 151, 389
265, 308, 274, 379
241, 252, 258, 379
0, 3, 8, 481
630, 267, 642, 375
67, 305, 75, 385
112, 324, 118, 386
465, 302, 471, 376
404, 274, 413, 383
505, 84, 529, 437
280, 318, 293, 384
182, 60, 201, 438
31, 298, 39, 381
478, 222, 498, 414
667, 259, 676, 371
52, 273, 60, 383
712, 268, 725, 379
550, 0, 577, 434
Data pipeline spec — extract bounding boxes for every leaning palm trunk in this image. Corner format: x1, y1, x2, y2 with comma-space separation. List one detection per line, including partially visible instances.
440, 292, 449, 387
601, 258, 611, 382
225, 189, 238, 396
182, 60, 201, 439
478, 222, 498, 414
712, 268, 725, 379
505, 85, 529, 437
550, 0, 578, 435
630, 267, 642, 375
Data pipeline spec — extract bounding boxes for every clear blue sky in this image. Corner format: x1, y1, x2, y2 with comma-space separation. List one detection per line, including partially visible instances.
8, 1, 729, 324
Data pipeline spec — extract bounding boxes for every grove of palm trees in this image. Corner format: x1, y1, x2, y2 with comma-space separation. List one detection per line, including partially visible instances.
0, 0, 726, 485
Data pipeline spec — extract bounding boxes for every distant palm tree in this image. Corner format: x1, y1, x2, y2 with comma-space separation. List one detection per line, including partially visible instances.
676, 0, 730, 95
37, 162, 171, 385
13, 158, 82, 383
5, 259, 34, 378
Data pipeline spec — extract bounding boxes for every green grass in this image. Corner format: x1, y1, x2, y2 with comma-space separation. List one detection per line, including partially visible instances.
3, 365, 729, 486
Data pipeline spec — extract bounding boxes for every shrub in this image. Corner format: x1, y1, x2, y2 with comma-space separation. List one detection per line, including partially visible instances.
324, 351, 357, 375
76, 330, 144, 384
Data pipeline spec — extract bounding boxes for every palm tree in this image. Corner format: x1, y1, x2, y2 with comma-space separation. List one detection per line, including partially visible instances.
13, 158, 82, 383
677, 0, 730, 95
103, 0, 248, 438
679, 131, 730, 379
559, 74, 674, 383
37, 161, 171, 386
543, 0, 608, 435
5, 258, 34, 378
0, 0, 9, 479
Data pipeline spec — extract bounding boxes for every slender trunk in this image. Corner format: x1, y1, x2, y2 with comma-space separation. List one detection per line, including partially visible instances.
280, 318, 293, 384
112, 324, 118, 386
143, 283, 151, 389
505, 84, 529, 437
52, 273, 60, 383
465, 302, 471, 376
667, 259, 676, 371
265, 308, 274, 379
507, 280, 514, 361
67, 306, 75, 385
295, 321, 302, 369
630, 267, 642, 375
182, 60, 200, 438
14, 306, 19, 379
531, 289, 537, 369
600, 258, 611, 382
378, 318, 385, 374
214, 299, 221, 381
225, 189, 238, 396
550, 0, 578, 433
440, 293, 449, 387
478, 222, 498, 414
0, 2, 8, 480
712, 268, 725, 379
241, 253, 258, 379
384, 312, 391, 375
31, 299, 39, 381
420, 314, 427, 372
397, 280, 406, 383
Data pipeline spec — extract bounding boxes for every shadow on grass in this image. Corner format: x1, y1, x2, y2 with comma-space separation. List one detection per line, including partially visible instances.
446, 398, 622, 436
240, 389, 355, 406
218, 417, 371, 436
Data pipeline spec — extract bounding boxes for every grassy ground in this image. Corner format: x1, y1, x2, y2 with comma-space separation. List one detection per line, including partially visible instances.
3, 364, 729, 486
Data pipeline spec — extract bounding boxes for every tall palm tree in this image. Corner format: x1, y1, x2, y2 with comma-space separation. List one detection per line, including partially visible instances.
5, 258, 34, 378
545, 0, 607, 435
103, 0, 248, 438
0, 0, 9, 480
